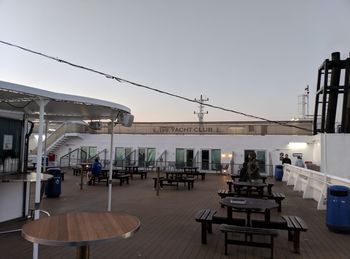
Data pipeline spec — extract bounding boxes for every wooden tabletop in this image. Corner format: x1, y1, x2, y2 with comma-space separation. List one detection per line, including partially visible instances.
220, 197, 278, 210
22, 211, 140, 247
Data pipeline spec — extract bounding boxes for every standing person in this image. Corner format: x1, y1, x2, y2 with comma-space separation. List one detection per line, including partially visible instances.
282, 154, 291, 165
247, 151, 260, 181
295, 156, 305, 168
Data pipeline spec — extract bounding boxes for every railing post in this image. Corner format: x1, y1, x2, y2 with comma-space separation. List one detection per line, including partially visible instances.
156, 167, 160, 196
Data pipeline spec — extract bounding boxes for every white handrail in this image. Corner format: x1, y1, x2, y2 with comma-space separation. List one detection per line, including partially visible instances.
282, 164, 350, 210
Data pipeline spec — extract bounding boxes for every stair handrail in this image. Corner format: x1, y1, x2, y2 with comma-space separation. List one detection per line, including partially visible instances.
59, 147, 81, 168
32, 122, 86, 154
88, 148, 108, 165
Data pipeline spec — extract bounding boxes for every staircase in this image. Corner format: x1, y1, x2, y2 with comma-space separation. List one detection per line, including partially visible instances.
31, 122, 86, 155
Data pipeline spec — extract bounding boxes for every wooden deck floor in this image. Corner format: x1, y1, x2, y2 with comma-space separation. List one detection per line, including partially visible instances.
1, 171, 350, 259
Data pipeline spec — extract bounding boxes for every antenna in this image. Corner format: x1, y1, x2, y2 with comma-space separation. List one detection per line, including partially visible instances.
305, 85, 310, 117
194, 95, 209, 123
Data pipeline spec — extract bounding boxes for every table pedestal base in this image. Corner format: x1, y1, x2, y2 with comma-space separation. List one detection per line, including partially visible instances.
76, 245, 89, 259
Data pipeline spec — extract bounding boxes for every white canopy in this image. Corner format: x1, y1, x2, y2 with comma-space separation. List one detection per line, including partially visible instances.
0, 80, 132, 259
0, 80, 131, 120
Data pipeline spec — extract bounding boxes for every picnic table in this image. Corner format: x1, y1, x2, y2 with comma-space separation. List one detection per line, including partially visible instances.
220, 197, 278, 226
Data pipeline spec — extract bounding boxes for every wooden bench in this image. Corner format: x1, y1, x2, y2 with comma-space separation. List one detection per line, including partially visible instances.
113, 174, 130, 186
195, 209, 246, 244
252, 215, 308, 253
153, 177, 194, 190
195, 209, 217, 244
185, 171, 206, 180
272, 192, 285, 212
177, 177, 195, 190
231, 174, 268, 183
218, 189, 230, 199
220, 224, 278, 258
282, 215, 308, 253
130, 170, 148, 180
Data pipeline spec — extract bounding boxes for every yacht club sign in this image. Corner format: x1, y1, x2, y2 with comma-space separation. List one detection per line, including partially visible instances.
153, 126, 218, 134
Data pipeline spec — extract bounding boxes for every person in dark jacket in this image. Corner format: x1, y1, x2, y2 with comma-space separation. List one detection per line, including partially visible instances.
282, 154, 291, 165
88, 157, 102, 185
239, 162, 248, 181
247, 151, 260, 181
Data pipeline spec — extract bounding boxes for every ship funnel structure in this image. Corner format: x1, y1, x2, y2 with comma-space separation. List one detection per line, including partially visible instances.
313, 52, 350, 134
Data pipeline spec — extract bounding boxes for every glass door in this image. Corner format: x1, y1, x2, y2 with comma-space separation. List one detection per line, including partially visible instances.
115, 147, 124, 167
175, 148, 185, 169
146, 148, 156, 167
211, 149, 221, 170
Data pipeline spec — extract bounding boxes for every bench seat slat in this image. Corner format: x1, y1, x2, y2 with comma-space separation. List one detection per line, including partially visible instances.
220, 224, 278, 236
282, 215, 308, 231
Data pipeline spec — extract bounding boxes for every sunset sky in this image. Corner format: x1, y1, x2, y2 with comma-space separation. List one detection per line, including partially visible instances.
1, 0, 350, 122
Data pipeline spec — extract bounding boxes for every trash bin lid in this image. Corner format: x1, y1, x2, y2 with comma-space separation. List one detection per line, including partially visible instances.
328, 185, 349, 192
328, 185, 349, 196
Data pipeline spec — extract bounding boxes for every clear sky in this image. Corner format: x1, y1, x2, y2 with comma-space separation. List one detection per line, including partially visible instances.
1, 0, 350, 122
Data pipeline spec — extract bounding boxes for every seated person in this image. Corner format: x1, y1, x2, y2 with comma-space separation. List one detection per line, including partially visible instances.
88, 158, 102, 185
239, 162, 248, 182
247, 151, 260, 181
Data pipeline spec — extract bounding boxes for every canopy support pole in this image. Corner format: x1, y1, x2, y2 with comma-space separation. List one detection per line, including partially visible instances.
108, 113, 117, 211
33, 99, 48, 259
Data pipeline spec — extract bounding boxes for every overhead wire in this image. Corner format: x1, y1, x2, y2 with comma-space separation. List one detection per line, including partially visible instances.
0, 40, 312, 132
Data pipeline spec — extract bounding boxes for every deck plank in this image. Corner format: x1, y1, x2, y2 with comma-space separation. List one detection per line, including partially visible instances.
1, 170, 350, 258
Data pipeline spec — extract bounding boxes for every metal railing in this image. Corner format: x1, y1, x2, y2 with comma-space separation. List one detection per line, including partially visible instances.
59, 148, 87, 168
106, 160, 273, 175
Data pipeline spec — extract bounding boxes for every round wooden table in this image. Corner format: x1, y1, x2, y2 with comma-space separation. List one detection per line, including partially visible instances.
22, 211, 140, 259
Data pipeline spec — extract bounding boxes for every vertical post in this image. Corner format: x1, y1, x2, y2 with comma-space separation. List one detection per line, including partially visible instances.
108, 114, 116, 211
156, 167, 160, 196
43, 120, 48, 172
341, 57, 350, 132
325, 52, 341, 133
314, 69, 322, 134
33, 98, 48, 259
321, 62, 329, 133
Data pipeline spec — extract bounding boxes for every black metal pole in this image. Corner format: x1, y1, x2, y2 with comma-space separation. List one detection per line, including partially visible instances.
341, 57, 350, 132
325, 52, 341, 133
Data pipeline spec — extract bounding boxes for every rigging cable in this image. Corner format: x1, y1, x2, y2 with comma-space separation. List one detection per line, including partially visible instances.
0, 40, 312, 132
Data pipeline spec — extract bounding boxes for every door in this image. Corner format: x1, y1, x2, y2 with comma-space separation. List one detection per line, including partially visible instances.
138, 148, 146, 167
211, 149, 221, 170
201, 150, 209, 170
146, 148, 156, 167
175, 148, 185, 169
186, 149, 194, 167
115, 147, 124, 167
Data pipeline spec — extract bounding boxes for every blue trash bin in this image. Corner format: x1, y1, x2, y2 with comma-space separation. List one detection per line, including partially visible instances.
326, 185, 350, 232
45, 168, 61, 198
275, 165, 283, 181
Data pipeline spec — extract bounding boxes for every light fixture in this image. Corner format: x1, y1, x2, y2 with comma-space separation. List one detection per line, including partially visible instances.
288, 142, 307, 149
221, 154, 226, 158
